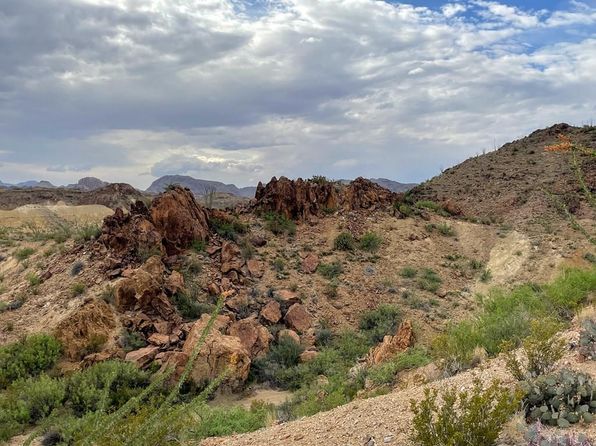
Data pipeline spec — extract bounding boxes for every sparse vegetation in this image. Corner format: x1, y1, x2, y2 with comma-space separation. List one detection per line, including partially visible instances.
264, 212, 296, 237
410, 378, 521, 446
359, 304, 401, 344
317, 261, 343, 279
425, 222, 456, 237
399, 266, 417, 278
75, 223, 101, 242
367, 347, 431, 386
417, 268, 442, 293
333, 232, 355, 251
71, 282, 86, 297
210, 217, 248, 241
14, 247, 35, 261
70, 260, 85, 276
480, 268, 493, 283
359, 232, 382, 252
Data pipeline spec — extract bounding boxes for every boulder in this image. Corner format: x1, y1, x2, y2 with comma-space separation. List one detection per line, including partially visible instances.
228, 316, 272, 358
125, 346, 159, 368
275, 289, 301, 305
284, 303, 312, 334
260, 300, 281, 324
366, 320, 415, 365
299, 350, 319, 363
301, 253, 319, 274
172, 316, 250, 389
246, 259, 265, 278
148, 333, 170, 347
150, 186, 210, 255
165, 270, 185, 296
278, 329, 300, 345
55, 299, 118, 361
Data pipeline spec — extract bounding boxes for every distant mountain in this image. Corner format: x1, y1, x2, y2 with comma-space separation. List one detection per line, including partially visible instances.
147, 175, 257, 198
66, 177, 108, 191
338, 178, 416, 193
15, 180, 56, 189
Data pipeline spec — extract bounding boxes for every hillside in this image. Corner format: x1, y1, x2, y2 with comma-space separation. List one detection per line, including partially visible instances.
411, 123, 596, 225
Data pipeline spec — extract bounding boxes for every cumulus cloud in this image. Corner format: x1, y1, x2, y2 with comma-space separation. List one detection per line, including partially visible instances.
0, 0, 595, 188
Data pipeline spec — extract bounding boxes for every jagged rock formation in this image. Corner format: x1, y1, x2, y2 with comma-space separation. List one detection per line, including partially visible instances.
366, 320, 415, 366
66, 177, 108, 191
253, 176, 397, 220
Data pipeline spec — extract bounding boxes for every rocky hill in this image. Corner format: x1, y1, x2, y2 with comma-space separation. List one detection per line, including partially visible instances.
147, 175, 257, 198
410, 123, 596, 224
66, 177, 108, 191
0, 183, 145, 210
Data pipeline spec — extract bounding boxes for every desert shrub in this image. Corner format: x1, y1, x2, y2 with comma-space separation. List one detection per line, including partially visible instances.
67, 360, 150, 416
521, 369, 595, 427
14, 247, 35, 261
469, 259, 484, 270
80, 334, 107, 358
238, 237, 255, 260
264, 212, 296, 237
359, 232, 382, 252
324, 280, 338, 298
525, 421, 594, 445
186, 402, 273, 440
396, 203, 413, 217
359, 304, 401, 344
415, 200, 442, 212
432, 268, 596, 375
71, 282, 86, 297
70, 260, 85, 276
309, 175, 330, 185
119, 329, 147, 353
367, 347, 431, 386
579, 319, 596, 360
417, 268, 442, 293
410, 378, 521, 446
315, 326, 333, 348
480, 268, 493, 283
317, 261, 343, 279
12, 374, 66, 422
26, 272, 41, 287
100, 285, 115, 305
501, 319, 565, 380
251, 336, 304, 389
399, 266, 417, 278
210, 217, 248, 241
191, 239, 205, 253
333, 232, 355, 251
75, 224, 101, 242
425, 222, 456, 237
171, 291, 207, 320
585, 252, 596, 264
0, 334, 62, 388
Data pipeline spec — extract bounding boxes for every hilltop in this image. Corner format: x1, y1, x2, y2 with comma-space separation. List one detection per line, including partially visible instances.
411, 123, 596, 226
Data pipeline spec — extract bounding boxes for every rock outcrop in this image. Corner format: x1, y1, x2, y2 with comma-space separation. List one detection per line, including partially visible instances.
253, 176, 397, 220
366, 320, 415, 366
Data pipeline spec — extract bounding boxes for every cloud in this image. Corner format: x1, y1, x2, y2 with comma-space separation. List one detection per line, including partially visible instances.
0, 0, 595, 188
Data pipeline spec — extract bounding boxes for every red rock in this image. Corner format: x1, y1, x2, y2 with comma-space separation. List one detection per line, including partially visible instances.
299, 350, 319, 363
284, 303, 312, 334
206, 245, 222, 256
366, 320, 415, 365
301, 254, 319, 274
150, 186, 210, 255
207, 282, 220, 296
276, 289, 300, 305
228, 316, 272, 358
165, 270, 184, 296
221, 241, 242, 264
278, 329, 300, 345
260, 300, 281, 324
125, 346, 159, 368
246, 259, 265, 278
148, 333, 170, 347
225, 293, 249, 313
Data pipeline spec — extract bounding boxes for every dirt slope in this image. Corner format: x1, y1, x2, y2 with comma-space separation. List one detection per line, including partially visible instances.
411, 123, 596, 226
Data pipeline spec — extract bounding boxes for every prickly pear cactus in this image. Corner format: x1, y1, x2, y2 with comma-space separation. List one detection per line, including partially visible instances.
521, 369, 595, 427
525, 421, 593, 445
578, 319, 596, 361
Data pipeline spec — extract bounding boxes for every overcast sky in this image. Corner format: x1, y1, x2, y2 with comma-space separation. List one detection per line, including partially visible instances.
0, 0, 595, 188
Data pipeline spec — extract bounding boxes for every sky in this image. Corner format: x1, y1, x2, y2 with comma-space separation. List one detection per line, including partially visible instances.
0, 0, 595, 189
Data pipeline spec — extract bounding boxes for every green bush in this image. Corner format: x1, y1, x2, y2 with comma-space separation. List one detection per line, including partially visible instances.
521, 369, 595, 427
14, 247, 35, 261
425, 223, 456, 237
0, 334, 62, 388
359, 304, 401, 344
501, 319, 565, 380
75, 224, 101, 242
71, 282, 86, 296
411, 379, 521, 446
67, 360, 150, 416
415, 200, 441, 212
396, 203, 413, 217
399, 266, 417, 278
186, 402, 273, 440
359, 232, 382, 253
317, 261, 343, 279
171, 291, 210, 320
433, 268, 596, 375
11, 374, 66, 422
367, 348, 431, 386
210, 217, 248, 241
119, 329, 147, 353
251, 336, 304, 389
480, 268, 493, 283
264, 212, 296, 237
579, 318, 596, 361
333, 232, 355, 251
417, 268, 442, 293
